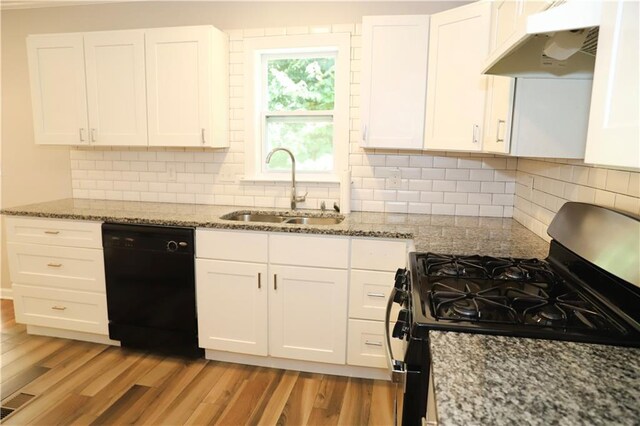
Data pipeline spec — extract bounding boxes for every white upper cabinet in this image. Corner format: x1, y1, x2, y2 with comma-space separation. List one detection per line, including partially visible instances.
27, 34, 89, 145
84, 30, 148, 146
146, 26, 229, 148
360, 15, 429, 150
585, 0, 640, 169
27, 25, 229, 148
424, 1, 491, 152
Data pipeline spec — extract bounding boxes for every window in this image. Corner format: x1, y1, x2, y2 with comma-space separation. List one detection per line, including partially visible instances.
244, 33, 350, 182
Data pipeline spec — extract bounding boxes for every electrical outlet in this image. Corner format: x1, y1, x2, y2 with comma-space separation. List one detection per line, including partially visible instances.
387, 168, 402, 189
166, 163, 177, 182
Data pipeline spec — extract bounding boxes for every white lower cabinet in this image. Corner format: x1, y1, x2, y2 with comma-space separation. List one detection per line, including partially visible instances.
5, 216, 109, 339
196, 259, 268, 356
347, 238, 408, 369
195, 229, 409, 376
269, 265, 348, 364
347, 319, 403, 369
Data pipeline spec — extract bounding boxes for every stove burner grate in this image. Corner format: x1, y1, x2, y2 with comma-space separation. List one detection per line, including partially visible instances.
423, 253, 489, 279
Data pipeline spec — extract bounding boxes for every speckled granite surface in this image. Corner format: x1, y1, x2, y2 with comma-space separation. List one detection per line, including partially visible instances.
429, 331, 640, 426
1, 198, 550, 258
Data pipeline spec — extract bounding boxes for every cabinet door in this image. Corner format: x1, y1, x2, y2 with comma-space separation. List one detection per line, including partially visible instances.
360, 15, 429, 150
482, 77, 513, 154
146, 26, 212, 147
424, 2, 491, 152
84, 30, 148, 146
27, 34, 89, 145
585, 0, 639, 168
196, 259, 268, 356
269, 265, 348, 364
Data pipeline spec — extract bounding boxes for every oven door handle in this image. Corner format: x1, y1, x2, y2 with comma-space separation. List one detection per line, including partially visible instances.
384, 287, 406, 390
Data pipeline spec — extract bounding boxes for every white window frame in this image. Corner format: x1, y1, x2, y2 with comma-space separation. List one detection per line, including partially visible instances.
243, 33, 351, 183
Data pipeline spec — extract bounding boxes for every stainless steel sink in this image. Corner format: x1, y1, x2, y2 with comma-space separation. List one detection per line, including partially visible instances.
223, 213, 287, 223
283, 216, 343, 225
221, 211, 344, 225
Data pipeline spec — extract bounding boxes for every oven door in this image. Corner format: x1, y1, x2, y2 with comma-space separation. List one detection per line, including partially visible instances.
385, 287, 407, 425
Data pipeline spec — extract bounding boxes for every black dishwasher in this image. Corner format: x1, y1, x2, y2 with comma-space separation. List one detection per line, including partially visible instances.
102, 223, 203, 358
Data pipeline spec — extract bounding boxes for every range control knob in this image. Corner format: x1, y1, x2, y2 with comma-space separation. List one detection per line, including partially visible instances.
394, 269, 408, 290
392, 320, 409, 340
397, 308, 411, 323
166, 240, 178, 252
393, 289, 407, 305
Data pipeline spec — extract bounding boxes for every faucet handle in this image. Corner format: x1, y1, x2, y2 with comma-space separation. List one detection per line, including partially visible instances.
294, 191, 307, 202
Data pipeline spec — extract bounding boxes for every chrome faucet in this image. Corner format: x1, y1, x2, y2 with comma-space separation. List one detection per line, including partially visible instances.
265, 147, 307, 210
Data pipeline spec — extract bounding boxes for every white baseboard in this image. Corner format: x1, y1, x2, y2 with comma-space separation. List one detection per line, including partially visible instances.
27, 324, 121, 346
204, 349, 390, 381
0, 287, 13, 300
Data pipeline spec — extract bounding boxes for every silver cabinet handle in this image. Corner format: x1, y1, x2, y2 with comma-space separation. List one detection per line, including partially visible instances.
90, 128, 96, 143
362, 125, 367, 142
367, 292, 386, 298
51, 305, 67, 311
44, 230, 60, 235
472, 124, 480, 144
274, 274, 277, 290
258, 273, 261, 289
47, 262, 62, 268
201, 128, 206, 145
79, 128, 86, 142
496, 119, 506, 143
365, 340, 383, 347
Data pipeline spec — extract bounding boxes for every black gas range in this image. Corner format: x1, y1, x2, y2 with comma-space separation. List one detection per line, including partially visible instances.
385, 202, 640, 425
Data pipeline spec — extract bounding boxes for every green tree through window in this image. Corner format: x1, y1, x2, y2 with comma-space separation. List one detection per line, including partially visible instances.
264, 56, 336, 172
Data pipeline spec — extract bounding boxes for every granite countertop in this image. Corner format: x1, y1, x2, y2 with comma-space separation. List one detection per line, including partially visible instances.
1, 198, 550, 258
429, 331, 640, 426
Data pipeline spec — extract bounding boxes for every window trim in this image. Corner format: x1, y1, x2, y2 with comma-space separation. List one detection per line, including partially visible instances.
243, 33, 351, 182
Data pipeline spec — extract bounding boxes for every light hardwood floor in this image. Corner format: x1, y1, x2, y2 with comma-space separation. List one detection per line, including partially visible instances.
0, 299, 395, 425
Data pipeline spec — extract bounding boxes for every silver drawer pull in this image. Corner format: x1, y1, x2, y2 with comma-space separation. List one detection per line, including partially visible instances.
367, 292, 386, 298
365, 340, 383, 347
44, 230, 60, 235
51, 306, 67, 311
47, 263, 62, 268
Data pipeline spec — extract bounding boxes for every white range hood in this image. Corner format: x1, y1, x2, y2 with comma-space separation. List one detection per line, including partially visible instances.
483, 1, 603, 78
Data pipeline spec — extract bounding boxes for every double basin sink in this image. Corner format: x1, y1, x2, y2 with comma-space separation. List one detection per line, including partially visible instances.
221, 211, 344, 226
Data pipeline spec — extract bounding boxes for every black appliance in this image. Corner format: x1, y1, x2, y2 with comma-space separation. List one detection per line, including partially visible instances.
102, 223, 203, 358
385, 202, 640, 425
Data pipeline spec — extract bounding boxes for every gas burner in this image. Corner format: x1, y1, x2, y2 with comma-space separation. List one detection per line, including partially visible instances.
438, 264, 465, 277
452, 299, 479, 318
422, 253, 489, 279
531, 305, 566, 326
498, 266, 529, 281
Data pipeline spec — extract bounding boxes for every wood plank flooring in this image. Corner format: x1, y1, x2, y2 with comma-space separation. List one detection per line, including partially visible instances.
0, 299, 395, 425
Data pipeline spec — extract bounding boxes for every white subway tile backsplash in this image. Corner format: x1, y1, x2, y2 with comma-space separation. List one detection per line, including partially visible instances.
469, 169, 494, 181
514, 158, 640, 241
432, 204, 455, 215
432, 180, 457, 192
433, 156, 458, 168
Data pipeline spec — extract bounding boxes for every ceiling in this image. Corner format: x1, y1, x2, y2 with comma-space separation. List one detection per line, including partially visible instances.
0, 0, 440, 10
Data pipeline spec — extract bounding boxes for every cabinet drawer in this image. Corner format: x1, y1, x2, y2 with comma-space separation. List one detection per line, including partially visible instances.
8, 242, 105, 292
269, 234, 349, 269
351, 238, 407, 271
347, 319, 403, 369
196, 229, 268, 262
5, 216, 102, 248
349, 270, 399, 321
13, 284, 109, 335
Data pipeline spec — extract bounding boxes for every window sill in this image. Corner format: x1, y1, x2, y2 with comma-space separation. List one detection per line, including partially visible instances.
240, 175, 340, 184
